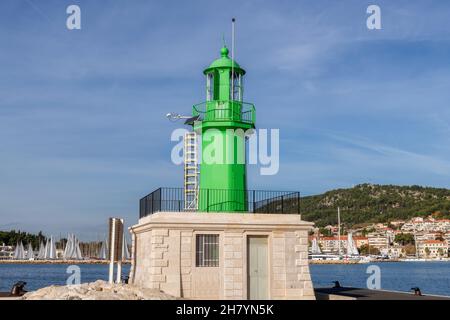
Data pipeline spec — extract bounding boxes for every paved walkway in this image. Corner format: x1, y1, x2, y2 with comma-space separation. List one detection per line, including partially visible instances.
315, 287, 450, 300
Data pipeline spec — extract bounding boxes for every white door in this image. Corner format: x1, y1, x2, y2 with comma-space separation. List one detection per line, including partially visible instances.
247, 236, 268, 300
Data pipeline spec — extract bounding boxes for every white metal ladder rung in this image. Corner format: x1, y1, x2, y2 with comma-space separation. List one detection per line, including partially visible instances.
184, 131, 199, 211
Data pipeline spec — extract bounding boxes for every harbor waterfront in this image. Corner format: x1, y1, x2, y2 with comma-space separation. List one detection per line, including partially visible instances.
0, 263, 131, 292
310, 261, 450, 297
1, 262, 449, 297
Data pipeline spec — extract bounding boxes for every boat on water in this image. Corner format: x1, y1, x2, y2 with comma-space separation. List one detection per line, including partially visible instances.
399, 257, 450, 262
309, 209, 373, 263
309, 253, 341, 261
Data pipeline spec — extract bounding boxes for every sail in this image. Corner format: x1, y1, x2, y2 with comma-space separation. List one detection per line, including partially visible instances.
74, 238, 82, 260
45, 236, 57, 259
122, 234, 130, 260
43, 239, 49, 259
63, 234, 73, 260
311, 238, 322, 254
63, 234, 83, 260
13, 241, 25, 260
63, 234, 71, 259
37, 241, 45, 259
13, 242, 19, 259
50, 236, 57, 259
98, 241, 107, 260
19, 241, 26, 259
346, 233, 359, 256
26, 243, 34, 260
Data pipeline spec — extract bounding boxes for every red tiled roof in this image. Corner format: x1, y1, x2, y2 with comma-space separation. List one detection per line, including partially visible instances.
320, 236, 347, 241
423, 240, 446, 244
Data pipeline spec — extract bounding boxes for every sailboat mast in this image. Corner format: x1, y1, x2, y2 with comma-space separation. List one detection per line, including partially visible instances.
337, 207, 341, 257
231, 18, 235, 101
414, 232, 418, 259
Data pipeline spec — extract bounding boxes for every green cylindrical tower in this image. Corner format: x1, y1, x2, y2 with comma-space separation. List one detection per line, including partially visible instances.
192, 46, 256, 212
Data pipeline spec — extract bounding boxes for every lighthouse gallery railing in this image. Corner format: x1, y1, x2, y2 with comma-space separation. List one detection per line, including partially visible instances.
139, 188, 300, 218
192, 101, 255, 125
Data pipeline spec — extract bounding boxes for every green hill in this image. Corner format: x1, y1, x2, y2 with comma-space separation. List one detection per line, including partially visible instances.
300, 184, 450, 227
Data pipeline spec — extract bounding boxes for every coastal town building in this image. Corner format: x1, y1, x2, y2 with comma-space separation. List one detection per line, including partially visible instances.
389, 220, 406, 228
444, 233, 450, 243
380, 246, 405, 259
317, 236, 368, 253
417, 240, 448, 258
0, 243, 14, 259
367, 232, 389, 249
401, 217, 450, 233
312, 216, 450, 259
318, 236, 347, 253
415, 233, 442, 242
354, 237, 369, 248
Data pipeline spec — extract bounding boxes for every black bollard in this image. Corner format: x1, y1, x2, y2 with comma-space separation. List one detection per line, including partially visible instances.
411, 287, 422, 296
10, 281, 27, 296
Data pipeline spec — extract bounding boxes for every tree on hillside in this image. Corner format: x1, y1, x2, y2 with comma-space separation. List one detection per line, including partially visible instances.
394, 233, 415, 246
299, 184, 450, 228
359, 244, 380, 255
0, 230, 46, 247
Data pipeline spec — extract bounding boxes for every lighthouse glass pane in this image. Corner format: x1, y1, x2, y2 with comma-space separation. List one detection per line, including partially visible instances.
230, 73, 241, 101
239, 74, 243, 101
196, 234, 219, 267
206, 73, 214, 101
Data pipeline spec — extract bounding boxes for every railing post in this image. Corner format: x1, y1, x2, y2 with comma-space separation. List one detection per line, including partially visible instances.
159, 188, 162, 213
150, 192, 153, 214
206, 189, 209, 213
253, 190, 256, 213
281, 196, 284, 213
298, 192, 301, 214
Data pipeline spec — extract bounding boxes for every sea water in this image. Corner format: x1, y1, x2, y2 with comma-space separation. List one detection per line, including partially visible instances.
1, 262, 449, 296
0, 263, 131, 292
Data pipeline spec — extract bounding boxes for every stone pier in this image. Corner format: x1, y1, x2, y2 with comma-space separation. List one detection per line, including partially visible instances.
129, 212, 315, 300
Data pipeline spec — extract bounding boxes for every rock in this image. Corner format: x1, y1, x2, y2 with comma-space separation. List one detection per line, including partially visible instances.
22, 280, 178, 300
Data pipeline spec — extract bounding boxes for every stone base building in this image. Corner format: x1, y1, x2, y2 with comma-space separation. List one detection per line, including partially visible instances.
129, 212, 315, 300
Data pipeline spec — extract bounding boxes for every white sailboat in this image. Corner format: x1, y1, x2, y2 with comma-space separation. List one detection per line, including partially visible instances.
13, 241, 26, 260
346, 233, 359, 256
311, 238, 322, 254
12, 242, 20, 259
74, 237, 82, 259
98, 241, 107, 260
44, 236, 57, 259
36, 241, 45, 259
63, 234, 83, 260
26, 243, 34, 260
122, 234, 130, 261
63, 235, 71, 259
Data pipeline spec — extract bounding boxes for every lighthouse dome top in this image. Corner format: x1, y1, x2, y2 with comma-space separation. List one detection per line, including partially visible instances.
203, 46, 246, 75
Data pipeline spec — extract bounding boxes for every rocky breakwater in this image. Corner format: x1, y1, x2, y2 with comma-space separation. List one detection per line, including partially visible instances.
22, 280, 178, 300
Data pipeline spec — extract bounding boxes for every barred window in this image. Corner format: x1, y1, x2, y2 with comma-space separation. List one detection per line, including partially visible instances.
196, 234, 219, 267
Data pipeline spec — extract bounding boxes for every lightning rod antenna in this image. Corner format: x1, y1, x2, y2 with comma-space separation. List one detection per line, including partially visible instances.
231, 18, 236, 101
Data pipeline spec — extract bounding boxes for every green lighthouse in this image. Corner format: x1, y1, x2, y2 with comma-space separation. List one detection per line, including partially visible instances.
192, 45, 256, 212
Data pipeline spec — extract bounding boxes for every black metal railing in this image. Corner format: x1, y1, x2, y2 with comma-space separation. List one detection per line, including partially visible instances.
192, 101, 256, 125
139, 188, 300, 218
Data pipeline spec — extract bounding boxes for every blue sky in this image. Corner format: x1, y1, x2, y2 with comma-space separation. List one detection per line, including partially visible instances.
1, 0, 450, 239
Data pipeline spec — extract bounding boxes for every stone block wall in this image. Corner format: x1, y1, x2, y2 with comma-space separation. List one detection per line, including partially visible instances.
223, 231, 244, 299
129, 212, 315, 300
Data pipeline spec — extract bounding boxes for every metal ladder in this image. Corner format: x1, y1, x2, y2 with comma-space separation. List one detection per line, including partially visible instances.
184, 131, 199, 211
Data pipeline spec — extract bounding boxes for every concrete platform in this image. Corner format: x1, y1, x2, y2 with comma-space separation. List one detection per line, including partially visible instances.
315, 287, 450, 300
0, 292, 22, 300
130, 211, 315, 300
